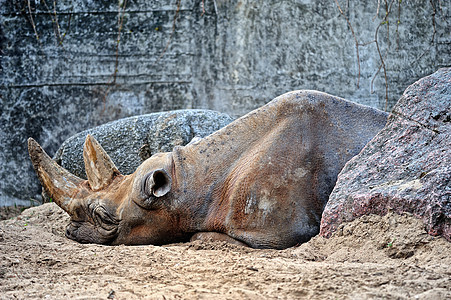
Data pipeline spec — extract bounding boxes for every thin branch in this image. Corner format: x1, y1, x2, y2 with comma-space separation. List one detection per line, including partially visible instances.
102, 0, 128, 108
373, 24, 388, 110
213, 0, 218, 16
409, 0, 439, 67
370, 62, 383, 94
429, 0, 437, 44
370, 50, 391, 95
373, 0, 381, 21
385, 0, 391, 62
60, 10, 72, 45
112, 0, 128, 85
52, 0, 62, 44
157, 0, 181, 62
27, 0, 40, 42
41, 0, 64, 46
202, 0, 219, 17
334, 0, 360, 88
396, 0, 401, 50
371, 0, 396, 111
358, 40, 376, 47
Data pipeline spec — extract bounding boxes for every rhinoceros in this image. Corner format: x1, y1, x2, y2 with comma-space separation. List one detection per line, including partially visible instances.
28, 90, 387, 249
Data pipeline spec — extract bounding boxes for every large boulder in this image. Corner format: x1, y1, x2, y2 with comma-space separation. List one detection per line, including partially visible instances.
54, 110, 234, 179
320, 68, 451, 241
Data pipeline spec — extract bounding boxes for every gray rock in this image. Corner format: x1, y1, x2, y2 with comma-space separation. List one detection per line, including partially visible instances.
320, 68, 451, 241
54, 110, 234, 179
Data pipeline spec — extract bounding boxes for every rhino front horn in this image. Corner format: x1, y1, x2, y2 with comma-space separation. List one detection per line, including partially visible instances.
83, 135, 121, 191
28, 138, 89, 212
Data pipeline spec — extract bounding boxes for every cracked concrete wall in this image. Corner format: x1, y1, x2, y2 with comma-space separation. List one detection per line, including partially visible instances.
1, 0, 450, 205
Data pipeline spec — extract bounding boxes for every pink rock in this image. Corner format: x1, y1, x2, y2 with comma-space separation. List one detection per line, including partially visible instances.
320, 68, 451, 241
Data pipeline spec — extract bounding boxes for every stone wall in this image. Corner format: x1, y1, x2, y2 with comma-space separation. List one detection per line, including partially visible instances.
1, 0, 450, 205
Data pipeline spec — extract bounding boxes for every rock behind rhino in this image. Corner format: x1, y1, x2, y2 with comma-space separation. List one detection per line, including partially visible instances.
320, 68, 451, 241
54, 110, 234, 179
28, 90, 388, 249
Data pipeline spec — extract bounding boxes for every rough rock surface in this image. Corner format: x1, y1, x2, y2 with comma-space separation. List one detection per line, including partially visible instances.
54, 110, 233, 179
320, 68, 451, 241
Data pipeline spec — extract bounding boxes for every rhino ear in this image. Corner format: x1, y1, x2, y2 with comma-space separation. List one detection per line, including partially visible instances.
83, 135, 121, 191
143, 169, 172, 198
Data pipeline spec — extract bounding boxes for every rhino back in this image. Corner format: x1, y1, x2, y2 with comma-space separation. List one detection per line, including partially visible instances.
174, 90, 388, 248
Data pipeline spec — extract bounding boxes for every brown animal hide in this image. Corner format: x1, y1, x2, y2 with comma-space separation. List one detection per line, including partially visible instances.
28, 90, 388, 249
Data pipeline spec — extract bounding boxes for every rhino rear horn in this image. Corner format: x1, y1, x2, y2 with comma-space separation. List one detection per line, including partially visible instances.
28, 138, 89, 212
83, 135, 121, 191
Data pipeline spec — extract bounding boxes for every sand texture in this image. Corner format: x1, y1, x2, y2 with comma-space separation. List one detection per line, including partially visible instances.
1, 203, 450, 299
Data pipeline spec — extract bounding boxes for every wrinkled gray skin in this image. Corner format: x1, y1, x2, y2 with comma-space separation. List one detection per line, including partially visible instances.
28, 90, 388, 249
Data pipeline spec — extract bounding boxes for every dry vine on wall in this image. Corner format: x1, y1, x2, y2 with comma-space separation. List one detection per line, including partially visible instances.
15, 0, 71, 46
17, 0, 202, 108
334, 0, 442, 111
18, 0, 442, 112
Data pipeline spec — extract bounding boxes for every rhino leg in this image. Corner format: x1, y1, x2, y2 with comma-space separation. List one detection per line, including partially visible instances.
190, 232, 248, 247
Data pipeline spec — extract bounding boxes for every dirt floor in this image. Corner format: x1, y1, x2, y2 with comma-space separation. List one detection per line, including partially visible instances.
0, 203, 450, 299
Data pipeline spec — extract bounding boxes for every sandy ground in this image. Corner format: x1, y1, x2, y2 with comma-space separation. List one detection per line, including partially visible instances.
0, 203, 450, 299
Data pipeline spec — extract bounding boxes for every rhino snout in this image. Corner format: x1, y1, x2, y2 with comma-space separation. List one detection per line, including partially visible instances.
65, 222, 81, 241
65, 220, 119, 245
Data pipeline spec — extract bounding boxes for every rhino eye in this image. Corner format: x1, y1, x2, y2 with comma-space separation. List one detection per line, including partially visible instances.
93, 206, 118, 227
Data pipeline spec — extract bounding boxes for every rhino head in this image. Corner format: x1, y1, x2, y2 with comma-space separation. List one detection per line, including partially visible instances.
28, 135, 186, 245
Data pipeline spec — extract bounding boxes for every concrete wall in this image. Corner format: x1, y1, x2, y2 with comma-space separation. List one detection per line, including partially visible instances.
1, 0, 450, 205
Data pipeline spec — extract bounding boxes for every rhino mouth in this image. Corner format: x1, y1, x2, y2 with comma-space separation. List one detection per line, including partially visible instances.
65, 222, 82, 242
65, 221, 119, 245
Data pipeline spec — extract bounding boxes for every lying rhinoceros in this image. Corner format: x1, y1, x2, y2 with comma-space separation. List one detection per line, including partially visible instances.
28, 90, 387, 249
